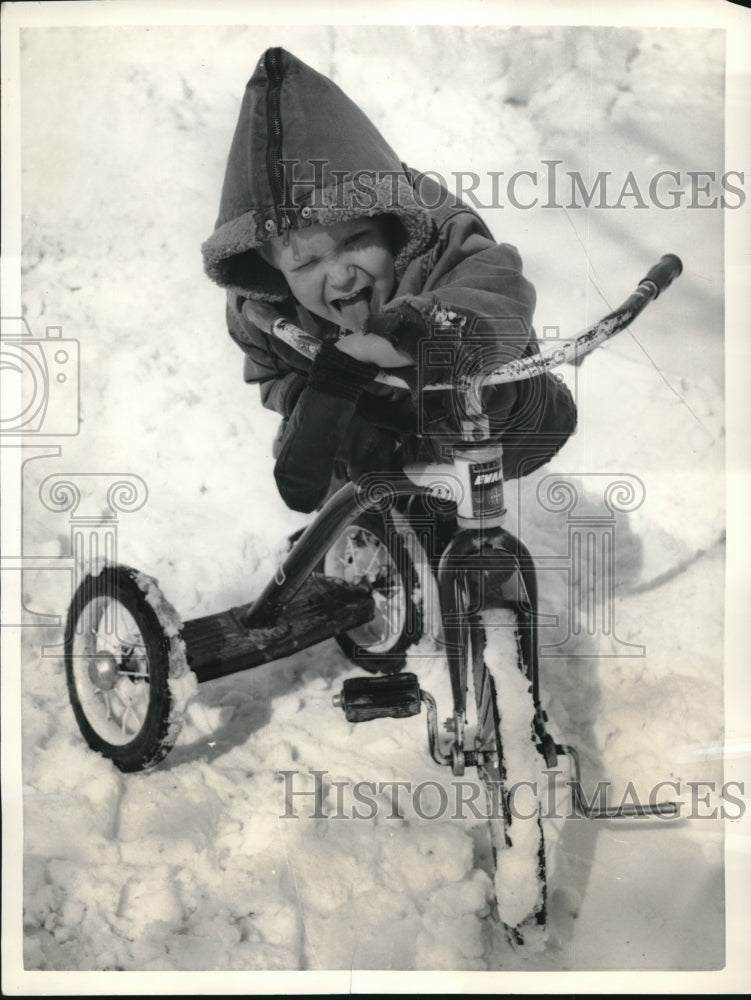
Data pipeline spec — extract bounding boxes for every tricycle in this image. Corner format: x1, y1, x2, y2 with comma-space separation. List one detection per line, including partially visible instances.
63, 253, 683, 949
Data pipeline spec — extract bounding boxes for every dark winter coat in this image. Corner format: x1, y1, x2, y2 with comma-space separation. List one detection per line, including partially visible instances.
202, 48, 576, 513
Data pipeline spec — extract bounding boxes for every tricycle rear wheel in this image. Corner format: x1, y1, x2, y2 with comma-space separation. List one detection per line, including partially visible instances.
322, 511, 422, 674
64, 565, 181, 772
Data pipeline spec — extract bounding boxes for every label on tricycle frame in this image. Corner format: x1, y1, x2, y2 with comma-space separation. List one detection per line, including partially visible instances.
454, 452, 505, 522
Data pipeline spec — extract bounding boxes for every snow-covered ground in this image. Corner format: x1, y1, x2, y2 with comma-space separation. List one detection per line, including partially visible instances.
3, 5, 750, 993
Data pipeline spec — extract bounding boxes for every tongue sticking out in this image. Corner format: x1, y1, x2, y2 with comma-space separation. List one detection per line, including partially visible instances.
337, 289, 371, 333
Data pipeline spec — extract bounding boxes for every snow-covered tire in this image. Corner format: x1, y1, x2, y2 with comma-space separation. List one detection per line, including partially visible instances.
471, 609, 547, 949
64, 565, 183, 772
322, 511, 422, 674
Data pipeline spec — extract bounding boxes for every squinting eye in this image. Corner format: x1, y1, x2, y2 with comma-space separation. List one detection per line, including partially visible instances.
346, 231, 369, 247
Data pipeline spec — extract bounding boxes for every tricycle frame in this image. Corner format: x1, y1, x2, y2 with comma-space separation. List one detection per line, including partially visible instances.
63, 254, 685, 947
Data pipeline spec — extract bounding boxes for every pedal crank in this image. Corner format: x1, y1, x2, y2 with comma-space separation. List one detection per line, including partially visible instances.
419, 690, 479, 774
558, 744, 680, 819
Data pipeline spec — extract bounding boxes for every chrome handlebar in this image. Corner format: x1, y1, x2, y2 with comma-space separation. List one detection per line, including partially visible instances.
268, 254, 683, 393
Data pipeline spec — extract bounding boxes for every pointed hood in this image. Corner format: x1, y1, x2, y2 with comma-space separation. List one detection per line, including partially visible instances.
201, 48, 435, 301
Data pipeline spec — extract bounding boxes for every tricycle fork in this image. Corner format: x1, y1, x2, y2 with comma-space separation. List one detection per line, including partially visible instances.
435, 524, 558, 768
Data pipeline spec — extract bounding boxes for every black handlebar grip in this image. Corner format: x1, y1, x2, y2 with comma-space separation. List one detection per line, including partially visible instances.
639, 254, 683, 297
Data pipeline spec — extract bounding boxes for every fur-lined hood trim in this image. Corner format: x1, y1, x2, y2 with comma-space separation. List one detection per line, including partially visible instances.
201, 48, 435, 302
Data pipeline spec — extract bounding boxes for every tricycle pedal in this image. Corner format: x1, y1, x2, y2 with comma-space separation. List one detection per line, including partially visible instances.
333, 672, 422, 722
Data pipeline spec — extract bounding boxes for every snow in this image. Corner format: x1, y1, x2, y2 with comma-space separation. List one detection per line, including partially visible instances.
3, 3, 750, 994
479, 616, 546, 934
132, 568, 200, 729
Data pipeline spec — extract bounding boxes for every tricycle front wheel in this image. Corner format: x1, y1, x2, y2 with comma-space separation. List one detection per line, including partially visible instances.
471, 609, 547, 950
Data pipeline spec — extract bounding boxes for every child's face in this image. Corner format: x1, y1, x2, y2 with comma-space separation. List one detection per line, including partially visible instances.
264, 217, 395, 330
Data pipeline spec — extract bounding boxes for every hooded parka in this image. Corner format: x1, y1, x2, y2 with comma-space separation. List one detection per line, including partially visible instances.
202, 48, 577, 513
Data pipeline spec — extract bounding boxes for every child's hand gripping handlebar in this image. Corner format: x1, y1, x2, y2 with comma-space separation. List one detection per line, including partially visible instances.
244, 254, 683, 392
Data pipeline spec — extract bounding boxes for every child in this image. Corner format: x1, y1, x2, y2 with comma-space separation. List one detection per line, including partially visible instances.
202, 47, 576, 514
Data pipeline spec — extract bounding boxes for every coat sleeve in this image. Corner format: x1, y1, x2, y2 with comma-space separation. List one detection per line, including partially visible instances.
225, 294, 307, 418
225, 294, 376, 513
384, 212, 537, 366
371, 211, 544, 442
272, 343, 379, 513
392, 212, 577, 472
271, 389, 359, 512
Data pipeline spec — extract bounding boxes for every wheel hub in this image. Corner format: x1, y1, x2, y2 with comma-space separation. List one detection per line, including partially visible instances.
87, 651, 120, 690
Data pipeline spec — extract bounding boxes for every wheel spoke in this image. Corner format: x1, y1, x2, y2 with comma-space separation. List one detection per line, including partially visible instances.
100, 690, 113, 721
322, 519, 416, 657
72, 590, 154, 745
120, 693, 143, 736
360, 543, 382, 580
386, 591, 403, 636
111, 685, 131, 710
110, 679, 146, 735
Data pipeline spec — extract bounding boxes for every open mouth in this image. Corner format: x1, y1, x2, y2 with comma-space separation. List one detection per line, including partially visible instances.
331, 286, 373, 313
331, 286, 374, 332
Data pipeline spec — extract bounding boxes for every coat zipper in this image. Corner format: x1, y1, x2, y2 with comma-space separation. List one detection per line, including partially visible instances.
265, 47, 292, 239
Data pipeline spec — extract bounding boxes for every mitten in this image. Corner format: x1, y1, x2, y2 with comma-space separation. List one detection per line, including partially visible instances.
308, 340, 379, 402
363, 304, 427, 359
